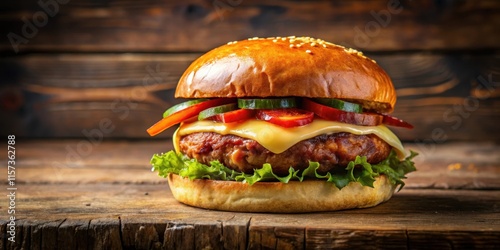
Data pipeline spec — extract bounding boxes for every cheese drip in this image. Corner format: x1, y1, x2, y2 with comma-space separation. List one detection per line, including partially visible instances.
174, 119, 407, 158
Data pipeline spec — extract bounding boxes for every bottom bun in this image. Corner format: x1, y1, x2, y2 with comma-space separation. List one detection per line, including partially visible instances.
167, 174, 396, 213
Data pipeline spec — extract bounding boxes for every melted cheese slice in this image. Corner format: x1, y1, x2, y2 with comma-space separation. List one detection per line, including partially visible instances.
174, 119, 407, 158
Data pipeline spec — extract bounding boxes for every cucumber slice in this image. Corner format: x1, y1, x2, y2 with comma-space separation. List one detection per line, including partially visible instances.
198, 103, 238, 120
238, 98, 297, 109
163, 99, 208, 118
313, 98, 362, 113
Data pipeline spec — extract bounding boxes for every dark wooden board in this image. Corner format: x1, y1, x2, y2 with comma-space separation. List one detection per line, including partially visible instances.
1, 0, 499, 53
1, 184, 499, 249
1, 53, 499, 140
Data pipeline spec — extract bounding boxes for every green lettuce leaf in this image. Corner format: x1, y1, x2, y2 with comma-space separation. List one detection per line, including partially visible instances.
151, 150, 417, 190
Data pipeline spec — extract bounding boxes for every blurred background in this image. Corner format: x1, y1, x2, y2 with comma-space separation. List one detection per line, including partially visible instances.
0, 0, 499, 143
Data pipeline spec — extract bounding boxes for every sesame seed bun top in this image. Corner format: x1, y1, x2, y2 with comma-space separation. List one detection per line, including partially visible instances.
175, 36, 396, 113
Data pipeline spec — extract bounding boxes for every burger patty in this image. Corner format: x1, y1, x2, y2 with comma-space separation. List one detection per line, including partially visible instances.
179, 132, 391, 176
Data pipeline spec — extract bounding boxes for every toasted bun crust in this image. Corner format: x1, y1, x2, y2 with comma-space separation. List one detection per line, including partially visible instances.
175, 37, 396, 113
167, 174, 395, 213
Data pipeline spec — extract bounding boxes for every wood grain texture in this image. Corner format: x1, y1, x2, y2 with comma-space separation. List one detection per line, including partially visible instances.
0, 53, 192, 139
0, 221, 5, 250
120, 217, 165, 249
222, 216, 249, 250
1, 184, 499, 249
1, 53, 499, 140
305, 229, 407, 249
407, 231, 500, 250
164, 223, 195, 250
248, 226, 304, 250
0, 0, 499, 53
57, 219, 89, 250
88, 218, 123, 249
5, 220, 32, 250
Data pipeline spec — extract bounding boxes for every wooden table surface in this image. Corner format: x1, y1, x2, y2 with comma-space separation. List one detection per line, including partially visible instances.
1, 140, 499, 249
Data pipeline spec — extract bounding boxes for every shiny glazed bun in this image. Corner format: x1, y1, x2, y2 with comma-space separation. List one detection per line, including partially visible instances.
175, 36, 396, 113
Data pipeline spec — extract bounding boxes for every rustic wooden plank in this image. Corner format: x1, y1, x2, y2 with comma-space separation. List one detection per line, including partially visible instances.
248, 226, 304, 250
193, 222, 223, 249
5, 219, 32, 250
2, 182, 499, 249
164, 222, 195, 250
407, 231, 500, 250
1, 53, 499, 140
87, 218, 122, 249
305, 229, 407, 249
380, 53, 500, 142
222, 216, 249, 250
0, 53, 192, 139
15, 139, 162, 168
0, 221, 5, 250
134, 225, 163, 250
118, 214, 253, 250
248, 226, 277, 249
405, 143, 500, 189
31, 219, 65, 250
120, 218, 165, 250
57, 219, 89, 250
1, 0, 498, 53
10, 183, 500, 229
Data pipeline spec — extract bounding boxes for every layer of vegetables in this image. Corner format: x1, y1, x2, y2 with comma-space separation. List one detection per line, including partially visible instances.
147, 97, 413, 136
148, 97, 417, 189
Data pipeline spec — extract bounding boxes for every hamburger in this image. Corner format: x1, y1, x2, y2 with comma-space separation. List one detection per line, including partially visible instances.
147, 36, 417, 213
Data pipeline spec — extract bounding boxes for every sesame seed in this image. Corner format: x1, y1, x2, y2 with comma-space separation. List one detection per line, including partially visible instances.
306, 50, 312, 54
311, 42, 317, 47
290, 44, 295, 48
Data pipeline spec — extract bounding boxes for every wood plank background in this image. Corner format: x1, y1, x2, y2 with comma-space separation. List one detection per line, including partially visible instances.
2, 186, 499, 249
1, 0, 499, 52
1, 53, 499, 140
